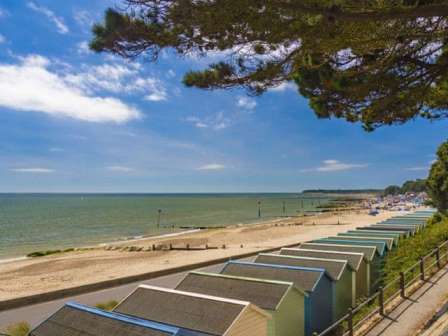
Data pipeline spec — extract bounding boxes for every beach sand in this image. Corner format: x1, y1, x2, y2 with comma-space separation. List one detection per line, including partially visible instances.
0, 209, 403, 301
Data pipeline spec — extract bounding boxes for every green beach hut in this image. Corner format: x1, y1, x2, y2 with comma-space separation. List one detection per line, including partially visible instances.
332, 235, 395, 250
254, 253, 354, 319
299, 243, 377, 295
315, 238, 387, 256
220, 261, 334, 336
381, 218, 426, 227
309, 240, 384, 291
176, 271, 307, 336
280, 247, 367, 299
368, 224, 419, 235
341, 231, 401, 246
349, 229, 408, 239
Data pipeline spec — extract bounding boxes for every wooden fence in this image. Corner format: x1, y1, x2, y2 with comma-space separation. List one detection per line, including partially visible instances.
314, 239, 448, 336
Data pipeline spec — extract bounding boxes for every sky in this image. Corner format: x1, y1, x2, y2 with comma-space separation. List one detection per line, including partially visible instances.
0, 0, 446, 193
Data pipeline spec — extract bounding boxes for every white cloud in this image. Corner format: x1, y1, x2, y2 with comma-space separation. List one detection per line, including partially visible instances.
406, 167, 428, 171
0, 34, 5, 44
145, 90, 168, 102
11, 168, 54, 173
0, 7, 9, 18
73, 10, 94, 28
77, 41, 91, 55
185, 112, 231, 130
0, 55, 141, 123
197, 164, 226, 171
106, 166, 136, 172
301, 160, 368, 173
64, 63, 167, 102
236, 96, 257, 110
27, 2, 69, 34
270, 82, 297, 92
167, 69, 176, 78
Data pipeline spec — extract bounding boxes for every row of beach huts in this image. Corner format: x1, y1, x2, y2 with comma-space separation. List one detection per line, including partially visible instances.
28, 209, 436, 336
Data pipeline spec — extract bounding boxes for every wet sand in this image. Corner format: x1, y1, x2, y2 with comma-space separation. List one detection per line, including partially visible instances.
0, 209, 403, 301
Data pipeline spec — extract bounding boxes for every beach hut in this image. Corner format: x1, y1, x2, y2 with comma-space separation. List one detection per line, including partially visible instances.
332, 235, 395, 250
368, 224, 418, 235
348, 229, 408, 239
314, 238, 387, 257
381, 218, 426, 226
300, 242, 380, 293
360, 225, 416, 236
114, 285, 271, 336
176, 271, 307, 336
280, 248, 368, 299
29, 302, 207, 336
221, 261, 333, 335
388, 216, 428, 222
381, 219, 426, 227
254, 253, 354, 319
341, 231, 401, 245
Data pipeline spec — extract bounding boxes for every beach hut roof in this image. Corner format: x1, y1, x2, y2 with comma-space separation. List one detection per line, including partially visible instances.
357, 228, 409, 234
176, 271, 306, 311
300, 243, 376, 262
316, 238, 385, 256
221, 261, 329, 293
29, 302, 199, 336
255, 253, 349, 281
333, 235, 394, 250
114, 285, 269, 336
369, 224, 417, 233
348, 229, 405, 237
280, 248, 363, 271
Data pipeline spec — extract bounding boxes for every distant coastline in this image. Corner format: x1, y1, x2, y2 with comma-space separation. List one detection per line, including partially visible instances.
302, 189, 383, 194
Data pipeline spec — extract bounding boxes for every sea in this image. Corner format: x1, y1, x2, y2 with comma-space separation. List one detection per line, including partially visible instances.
0, 193, 331, 260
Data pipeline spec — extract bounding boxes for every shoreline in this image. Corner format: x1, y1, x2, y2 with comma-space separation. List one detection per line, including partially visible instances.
0, 207, 407, 302
0, 229, 204, 265
0, 215, 293, 263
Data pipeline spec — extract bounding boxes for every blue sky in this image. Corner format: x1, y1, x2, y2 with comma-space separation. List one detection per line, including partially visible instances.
0, 0, 445, 192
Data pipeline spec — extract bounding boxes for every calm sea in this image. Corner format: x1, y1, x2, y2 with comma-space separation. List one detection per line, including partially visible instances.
0, 193, 330, 259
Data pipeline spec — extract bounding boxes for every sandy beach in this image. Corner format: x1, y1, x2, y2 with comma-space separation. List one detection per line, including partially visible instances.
0, 209, 403, 301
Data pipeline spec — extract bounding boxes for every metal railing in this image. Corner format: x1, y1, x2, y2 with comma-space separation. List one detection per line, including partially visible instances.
313, 239, 448, 336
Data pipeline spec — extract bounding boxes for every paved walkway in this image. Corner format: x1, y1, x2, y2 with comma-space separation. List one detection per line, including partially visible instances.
0, 262, 227, 330
365, 265, 448, 336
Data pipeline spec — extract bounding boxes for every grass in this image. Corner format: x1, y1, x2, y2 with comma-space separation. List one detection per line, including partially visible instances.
95, 300, 119, 311
4, 322, 30, 336
383, 214, 448, 285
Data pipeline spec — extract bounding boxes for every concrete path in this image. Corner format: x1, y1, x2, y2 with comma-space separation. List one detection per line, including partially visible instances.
365, 265, 448, 336
0, 261, 231, 330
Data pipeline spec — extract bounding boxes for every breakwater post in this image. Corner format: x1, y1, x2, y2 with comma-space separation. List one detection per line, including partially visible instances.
157, 209, 162, 229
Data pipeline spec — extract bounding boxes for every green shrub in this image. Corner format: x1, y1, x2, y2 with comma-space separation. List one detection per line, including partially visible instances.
348, 216, 448, 329
383, 216, 448, 284
4, 322, 30, 336
95, 300, 119, 311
